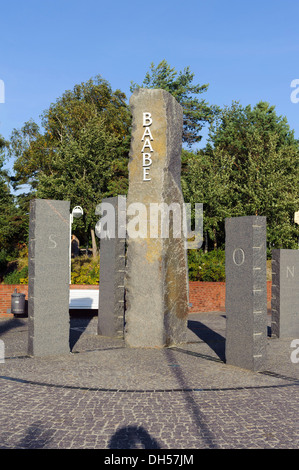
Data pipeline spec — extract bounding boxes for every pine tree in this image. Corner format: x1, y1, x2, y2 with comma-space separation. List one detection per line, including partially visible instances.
131, 60, 218, 147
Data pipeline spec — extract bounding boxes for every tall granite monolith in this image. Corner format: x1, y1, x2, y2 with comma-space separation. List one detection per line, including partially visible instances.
271, 249, 299, 338
28, 199, 70, 356
96, 195, 126, 338
124, 88, 189, 348
225, 216, 267, 371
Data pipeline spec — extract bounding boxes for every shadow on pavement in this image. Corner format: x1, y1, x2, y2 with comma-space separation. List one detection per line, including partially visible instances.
108, 426, 160, 449
0, 421, 54, 449
164, 347, 219, 448
69, 311, 96, 351
188, 319, 226, 362
0, 317, 27, 337
16, 421, 54, 449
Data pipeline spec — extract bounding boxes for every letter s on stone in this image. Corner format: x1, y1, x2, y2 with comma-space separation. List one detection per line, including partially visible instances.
48, 234, 57, 249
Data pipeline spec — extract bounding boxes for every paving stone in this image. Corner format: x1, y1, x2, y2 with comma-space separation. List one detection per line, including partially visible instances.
0, 312, 298, 449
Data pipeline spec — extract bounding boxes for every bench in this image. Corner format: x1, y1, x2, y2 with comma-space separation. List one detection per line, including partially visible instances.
69, 289, 99, 310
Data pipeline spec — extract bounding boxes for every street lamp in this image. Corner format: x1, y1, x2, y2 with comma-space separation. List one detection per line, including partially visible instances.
295, 211, 299, 247
70, 206, 84, 283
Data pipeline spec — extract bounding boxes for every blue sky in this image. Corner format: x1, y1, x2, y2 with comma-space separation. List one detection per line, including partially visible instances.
1, 0, 299, 173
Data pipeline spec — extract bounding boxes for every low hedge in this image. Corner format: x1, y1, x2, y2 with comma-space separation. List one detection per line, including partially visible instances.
188, 249, 225, 282
2, 250, 227, 284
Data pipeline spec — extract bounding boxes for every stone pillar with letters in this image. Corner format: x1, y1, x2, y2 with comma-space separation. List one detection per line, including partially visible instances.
225, 216, 267, 371
124, 88, 189, 348
28, 198, 70, 356
271, 249, 299, 338
96, 195, 126, 338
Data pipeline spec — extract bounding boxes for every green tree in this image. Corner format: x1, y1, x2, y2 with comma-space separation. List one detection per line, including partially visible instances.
9, 120, 41, 190
0, 135, 6, 150
181, 148, 237, 251
0, 136, 29, 279
130, 60, 218, 147
0, 138, 12, 251
9, 76, 131, 255
37, 116, 129, 251
183, 101, 299, 251
0, 136, 15, 255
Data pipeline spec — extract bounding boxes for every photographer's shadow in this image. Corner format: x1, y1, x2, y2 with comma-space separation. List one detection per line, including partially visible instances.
108, 426, 160, 449
188, 319, 226, 362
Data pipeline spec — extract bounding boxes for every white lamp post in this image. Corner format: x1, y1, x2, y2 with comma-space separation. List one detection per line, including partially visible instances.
295, 212, 299, 247
70, 206, 84, 283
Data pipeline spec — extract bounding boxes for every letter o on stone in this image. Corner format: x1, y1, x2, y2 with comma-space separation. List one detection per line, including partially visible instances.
233, 248, 245, 266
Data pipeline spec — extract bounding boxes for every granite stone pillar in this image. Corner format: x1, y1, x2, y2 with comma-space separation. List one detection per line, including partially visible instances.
271, 249, 299, 338
225, 216, 267, 371
96, 196, 126, 338
28, 199, 70, 356
124, 88, 189, 348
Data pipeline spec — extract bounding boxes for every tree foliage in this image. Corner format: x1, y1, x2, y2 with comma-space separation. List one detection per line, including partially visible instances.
37, 116, 129, 242
9, 76, 131, 249
0, 136, 29, 279
182, 101, 299, 252
130, 60, 218, 147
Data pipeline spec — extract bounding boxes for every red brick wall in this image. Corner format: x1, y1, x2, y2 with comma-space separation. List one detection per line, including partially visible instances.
189, 281, 272, 313
0, 282, 273, 317
0, 285, 29, 317
189, 281, 226, 313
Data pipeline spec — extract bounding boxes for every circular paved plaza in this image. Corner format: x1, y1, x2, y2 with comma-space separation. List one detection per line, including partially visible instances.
0, 312, 298, 449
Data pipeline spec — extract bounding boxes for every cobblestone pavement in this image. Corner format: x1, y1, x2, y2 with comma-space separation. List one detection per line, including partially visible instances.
0, 312, 298, 450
